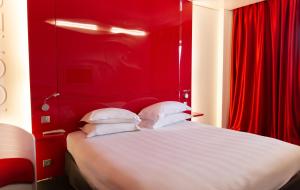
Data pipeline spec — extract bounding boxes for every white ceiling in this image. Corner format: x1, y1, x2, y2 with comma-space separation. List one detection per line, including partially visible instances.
189, 0, 265, 10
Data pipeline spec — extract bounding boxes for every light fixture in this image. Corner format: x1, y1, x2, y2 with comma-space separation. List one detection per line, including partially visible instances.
110, 27, 147, 37
56, 20, 98, 31
46, 19, 148, 37
46, 19, 99, 31
41, 92, 60, 112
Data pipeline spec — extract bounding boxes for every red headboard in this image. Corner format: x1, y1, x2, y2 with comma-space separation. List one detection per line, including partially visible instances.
28, 0, 192, 134
28, 0, 191, 179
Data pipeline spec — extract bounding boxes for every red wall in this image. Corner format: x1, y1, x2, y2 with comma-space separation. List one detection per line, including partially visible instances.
28, 0, 192, 180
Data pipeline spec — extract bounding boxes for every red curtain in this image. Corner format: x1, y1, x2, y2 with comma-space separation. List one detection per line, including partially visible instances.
228, 0, 300, 145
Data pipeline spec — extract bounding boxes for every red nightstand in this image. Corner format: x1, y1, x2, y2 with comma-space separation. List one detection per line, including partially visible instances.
35, 133, 66, 180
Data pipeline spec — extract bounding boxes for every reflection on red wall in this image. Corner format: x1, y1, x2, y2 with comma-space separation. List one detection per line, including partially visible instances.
28, 0, 192, 180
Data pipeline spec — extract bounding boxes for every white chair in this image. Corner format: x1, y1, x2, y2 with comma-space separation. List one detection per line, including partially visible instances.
0, 124, 36, 190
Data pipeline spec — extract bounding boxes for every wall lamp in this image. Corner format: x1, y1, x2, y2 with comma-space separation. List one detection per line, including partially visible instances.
41, 92, 60, 112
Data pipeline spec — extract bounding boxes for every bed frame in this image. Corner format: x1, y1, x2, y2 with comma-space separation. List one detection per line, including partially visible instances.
65, 151, 300, 190
280, 172, 300, 190
65, 152, 92, 190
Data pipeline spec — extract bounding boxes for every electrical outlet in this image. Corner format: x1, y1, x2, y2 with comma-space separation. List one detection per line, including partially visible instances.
41, 116, 51, 124
43, 159, 52, 168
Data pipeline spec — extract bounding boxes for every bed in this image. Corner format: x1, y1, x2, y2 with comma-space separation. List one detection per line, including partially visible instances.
66, 121, 300, 190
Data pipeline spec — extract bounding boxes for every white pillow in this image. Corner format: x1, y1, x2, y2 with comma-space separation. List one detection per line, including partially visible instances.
138, 101, 191, 120
81, 108, 141, 124
138, 113, 191, 129
81, 123, 139, 138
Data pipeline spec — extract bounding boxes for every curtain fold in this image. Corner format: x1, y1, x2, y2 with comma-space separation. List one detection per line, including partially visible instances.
228, 0, 300, 145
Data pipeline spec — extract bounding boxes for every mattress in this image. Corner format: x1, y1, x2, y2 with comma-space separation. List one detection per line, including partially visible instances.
67, 121, 300, 190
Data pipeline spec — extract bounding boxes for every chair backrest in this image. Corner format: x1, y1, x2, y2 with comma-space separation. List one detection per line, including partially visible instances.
0, 123, 36, 190
0, 124, 35, 164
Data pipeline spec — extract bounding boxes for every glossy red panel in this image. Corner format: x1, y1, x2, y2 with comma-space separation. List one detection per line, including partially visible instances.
27, 0, 59, 135
55, 0, 192, 133
180, 2, 192, 104
28, 0, 192, 179
35, 135, 66, 180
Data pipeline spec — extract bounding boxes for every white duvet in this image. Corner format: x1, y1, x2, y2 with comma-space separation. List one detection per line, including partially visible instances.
67, 121, 300, 190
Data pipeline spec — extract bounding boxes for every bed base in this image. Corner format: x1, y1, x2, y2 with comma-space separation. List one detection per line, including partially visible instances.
280, 172, 300, 190
65, 151, 300, 190
65, 152, 92, 190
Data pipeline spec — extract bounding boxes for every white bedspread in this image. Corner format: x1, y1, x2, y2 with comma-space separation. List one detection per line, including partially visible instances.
67, 121, 300, 190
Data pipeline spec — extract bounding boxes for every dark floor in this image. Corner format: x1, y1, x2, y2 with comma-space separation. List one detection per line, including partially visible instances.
37, 176, 74, 190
